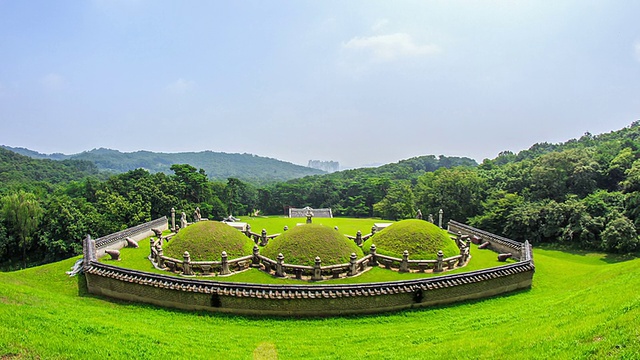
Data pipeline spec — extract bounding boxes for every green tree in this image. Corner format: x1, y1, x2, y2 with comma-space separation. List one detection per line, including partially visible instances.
1, 191, 43, 268
373, 181, 415, 220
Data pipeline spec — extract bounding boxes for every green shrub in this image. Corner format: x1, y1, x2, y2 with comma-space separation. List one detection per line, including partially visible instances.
363, 219, 459, 259
164, 221, 254, 261
262, 224, 363, 266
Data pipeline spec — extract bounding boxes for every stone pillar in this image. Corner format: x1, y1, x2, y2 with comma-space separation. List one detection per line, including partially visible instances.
355, 230, 363, 246
260, 229, 268, 246
438, 209, 443, 229
349, 253, 358, 276
220, 251, 230, 275
157, 245, 164, 268
150, 238, 155, 259
312, 256, 322, 281
245, 224, 252, 238
435, 250, 444, 272
464, 239, 471, 264
276, 253, 285, 277
251, 245, 261, 268
369, 244, 378, 267
171, 207, 176, 231
371, 225, 377, 235
400, 250, 409, 273
182, 251, 192, 275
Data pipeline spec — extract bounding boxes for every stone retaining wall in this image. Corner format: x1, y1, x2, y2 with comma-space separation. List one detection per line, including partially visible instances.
82, 218, 535, 316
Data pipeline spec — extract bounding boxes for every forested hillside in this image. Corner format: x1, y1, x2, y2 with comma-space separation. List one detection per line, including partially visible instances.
2, 122, 640, 270
0, 147, 101, 191
2, 146, 324, 185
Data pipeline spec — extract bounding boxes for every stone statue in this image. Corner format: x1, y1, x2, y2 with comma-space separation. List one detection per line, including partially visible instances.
194, 207, 201, 222
416, 209, 423, 220
305, 207, 314, 224
428, 214, 434, 223
180, 212, 187, 229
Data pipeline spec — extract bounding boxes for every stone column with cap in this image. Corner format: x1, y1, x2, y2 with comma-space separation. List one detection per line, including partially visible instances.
171, 207, 176, 232
369, 244, 378, 267
435, 250, 444, 272
400, 250, 409, 273
220, 251, 230, 275
182, 251, 192, 275
276, 253, 285, 277
312, 256, 322, 281
348, 253, 358, 276
251, 245, 261, 268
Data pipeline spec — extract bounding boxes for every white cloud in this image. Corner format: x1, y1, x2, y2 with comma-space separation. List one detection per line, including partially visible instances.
343, 33, 441, 62
42, 73, 66, 91
165, 78, 195, 94
635, 41, 640, 62
371, 19, 389, 32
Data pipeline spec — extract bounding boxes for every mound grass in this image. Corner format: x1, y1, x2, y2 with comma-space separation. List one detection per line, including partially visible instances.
164, 221, 254, 261
363, 219, 460, 259
262, 224, 364, 266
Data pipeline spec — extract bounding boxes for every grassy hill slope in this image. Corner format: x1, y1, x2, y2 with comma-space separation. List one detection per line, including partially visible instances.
0, 248, 638, 358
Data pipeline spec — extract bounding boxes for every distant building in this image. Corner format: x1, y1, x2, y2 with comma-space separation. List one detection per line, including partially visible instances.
308, 160, 339, 173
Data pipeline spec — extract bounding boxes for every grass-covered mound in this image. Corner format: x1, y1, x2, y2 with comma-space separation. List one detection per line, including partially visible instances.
262, 224, 364, 266
164, 221, 254, 261
363, 219, 459, 259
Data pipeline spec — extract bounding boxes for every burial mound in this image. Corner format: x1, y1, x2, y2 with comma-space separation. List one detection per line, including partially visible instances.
263, 224, 364, 266
363, 219, 459, 259
164, 221, 254, 261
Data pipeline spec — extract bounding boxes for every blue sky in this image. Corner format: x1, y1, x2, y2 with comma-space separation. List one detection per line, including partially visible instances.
1, 1, 639, 168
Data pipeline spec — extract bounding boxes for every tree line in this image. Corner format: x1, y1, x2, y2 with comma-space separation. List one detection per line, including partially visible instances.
3, 123, 640, 269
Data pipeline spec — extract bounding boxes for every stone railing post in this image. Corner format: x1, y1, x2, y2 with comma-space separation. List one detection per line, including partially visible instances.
369, 244, 378, 267
157, 245, 165, 268
400, 250, 409, 273
371, 225, 377, 235
245, 224, 252, 238
312, 256, 322, 281
276, 253, 285, 277
348, 253, 358, 276
251, 245, 261, 268
355, 230, 363, 246
183, 251, 193, 275
260, 229, 268, 246
435, 250, 444, 272
220, 251, 230, 275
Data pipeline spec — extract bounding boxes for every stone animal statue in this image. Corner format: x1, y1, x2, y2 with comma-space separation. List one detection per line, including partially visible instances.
105, 249, 121, 261
125, 237, 139, 248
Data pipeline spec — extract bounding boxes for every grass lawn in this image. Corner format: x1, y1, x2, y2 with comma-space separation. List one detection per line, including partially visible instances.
1, 245, 638, 358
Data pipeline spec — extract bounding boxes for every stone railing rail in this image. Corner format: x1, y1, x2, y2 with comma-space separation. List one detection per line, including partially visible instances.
448, 220, 524, 260
95, 217, 167, 249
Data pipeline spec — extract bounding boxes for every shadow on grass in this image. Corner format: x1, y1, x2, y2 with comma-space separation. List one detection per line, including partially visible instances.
535, 243, 638, 264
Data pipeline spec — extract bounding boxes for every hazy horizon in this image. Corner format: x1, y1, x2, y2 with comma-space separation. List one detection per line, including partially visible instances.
1, 1, 639, 168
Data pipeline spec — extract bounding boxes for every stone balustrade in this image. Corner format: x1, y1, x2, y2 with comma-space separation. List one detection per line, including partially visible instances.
448, 220, 525, 260
82, 217, 535, 316
148, 236, 468, 280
